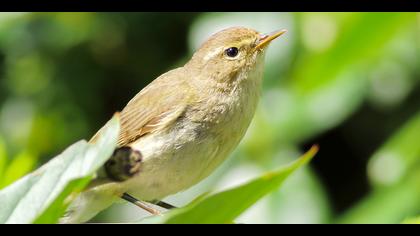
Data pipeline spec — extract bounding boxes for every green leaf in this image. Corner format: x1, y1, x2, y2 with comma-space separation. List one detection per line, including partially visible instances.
0, 114, 120, 224
0, 151, 36, 188
141, 145, 318, 224
33, 177, 91, 224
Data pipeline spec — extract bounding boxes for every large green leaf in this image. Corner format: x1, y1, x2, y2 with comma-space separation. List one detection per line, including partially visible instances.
140, 145, 318, 224
0, 114, 120, 224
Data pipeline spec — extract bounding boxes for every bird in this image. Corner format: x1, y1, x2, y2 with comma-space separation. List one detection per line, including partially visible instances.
61, 26, 286, 223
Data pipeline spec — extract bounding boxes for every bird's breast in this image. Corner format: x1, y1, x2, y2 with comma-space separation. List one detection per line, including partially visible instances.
125, 75, 262, 200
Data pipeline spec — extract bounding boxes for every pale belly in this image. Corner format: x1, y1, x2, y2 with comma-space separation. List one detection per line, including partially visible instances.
123, 116, 247, 201
121, 81, 261, 201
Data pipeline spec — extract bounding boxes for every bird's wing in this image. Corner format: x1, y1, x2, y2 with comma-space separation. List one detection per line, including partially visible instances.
90, 67, 192, 147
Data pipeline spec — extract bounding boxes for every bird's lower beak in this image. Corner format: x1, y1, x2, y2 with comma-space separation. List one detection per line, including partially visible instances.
255, 29, 287, 50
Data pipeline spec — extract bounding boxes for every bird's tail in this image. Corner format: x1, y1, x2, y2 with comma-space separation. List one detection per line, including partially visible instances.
61, 114, 144, 223
59, 122, 115, 223
60, 146, 142, 223
59, 181, 121, 223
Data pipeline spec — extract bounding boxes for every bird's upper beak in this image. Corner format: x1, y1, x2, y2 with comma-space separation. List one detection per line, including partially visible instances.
255, 29, 287, 50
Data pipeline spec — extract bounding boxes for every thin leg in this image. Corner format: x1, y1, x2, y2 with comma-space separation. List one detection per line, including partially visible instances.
155, 201, 177, 210
121, 193, 162, 216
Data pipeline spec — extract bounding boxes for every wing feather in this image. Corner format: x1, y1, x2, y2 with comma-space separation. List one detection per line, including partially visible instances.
90, 67, 192, 147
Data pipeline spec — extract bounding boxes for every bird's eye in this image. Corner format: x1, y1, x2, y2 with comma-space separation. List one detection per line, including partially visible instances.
225, 47, 239, 57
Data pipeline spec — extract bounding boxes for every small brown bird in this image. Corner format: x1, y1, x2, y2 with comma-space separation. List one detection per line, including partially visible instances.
62, 26, 286, 223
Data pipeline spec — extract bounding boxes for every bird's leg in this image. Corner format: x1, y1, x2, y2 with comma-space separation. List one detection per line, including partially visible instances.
105, 146, 142, 181
106, 148, 175, 215
121, 193, 162, 216
150, 200, 177, 210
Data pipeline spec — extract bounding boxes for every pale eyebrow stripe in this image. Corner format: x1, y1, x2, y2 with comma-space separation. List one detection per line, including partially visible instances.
203, 46, 223, 61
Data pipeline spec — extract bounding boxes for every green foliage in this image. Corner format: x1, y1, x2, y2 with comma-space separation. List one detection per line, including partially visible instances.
168, 146, 316, 224
257, 12, 417, 146
138, 146, 317, 224
0, 13, 419, 224
337, 170, 420, 224
0, 123, 315, 224
0, 115, 119, 224
337, 112, 420, 223
368, 111, 420, 187
0, 151, 36, 188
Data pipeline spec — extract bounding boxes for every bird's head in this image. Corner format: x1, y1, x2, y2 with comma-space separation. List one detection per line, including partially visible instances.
187, 27, 286, 84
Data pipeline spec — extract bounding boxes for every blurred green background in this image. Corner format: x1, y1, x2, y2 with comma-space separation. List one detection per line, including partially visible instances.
0, 12, 419, 224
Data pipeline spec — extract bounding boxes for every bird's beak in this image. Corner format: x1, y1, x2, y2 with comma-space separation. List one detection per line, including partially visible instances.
255, 29, 287, 50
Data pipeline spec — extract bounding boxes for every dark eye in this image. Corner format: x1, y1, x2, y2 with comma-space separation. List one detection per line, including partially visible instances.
225, 47, 239, 57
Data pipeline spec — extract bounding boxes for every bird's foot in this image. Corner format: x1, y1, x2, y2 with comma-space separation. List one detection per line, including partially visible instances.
122, 193, 163, 216
105, 146, 142, 181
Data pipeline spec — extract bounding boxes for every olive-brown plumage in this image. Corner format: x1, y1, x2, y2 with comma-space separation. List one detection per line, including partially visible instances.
63, 27, 286, 223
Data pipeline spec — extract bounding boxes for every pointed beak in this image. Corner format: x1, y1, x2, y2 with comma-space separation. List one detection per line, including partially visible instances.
255, 29, 287, 50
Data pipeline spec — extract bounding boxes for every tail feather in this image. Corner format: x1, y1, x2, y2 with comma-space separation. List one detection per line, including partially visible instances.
60, 183, 120, 223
